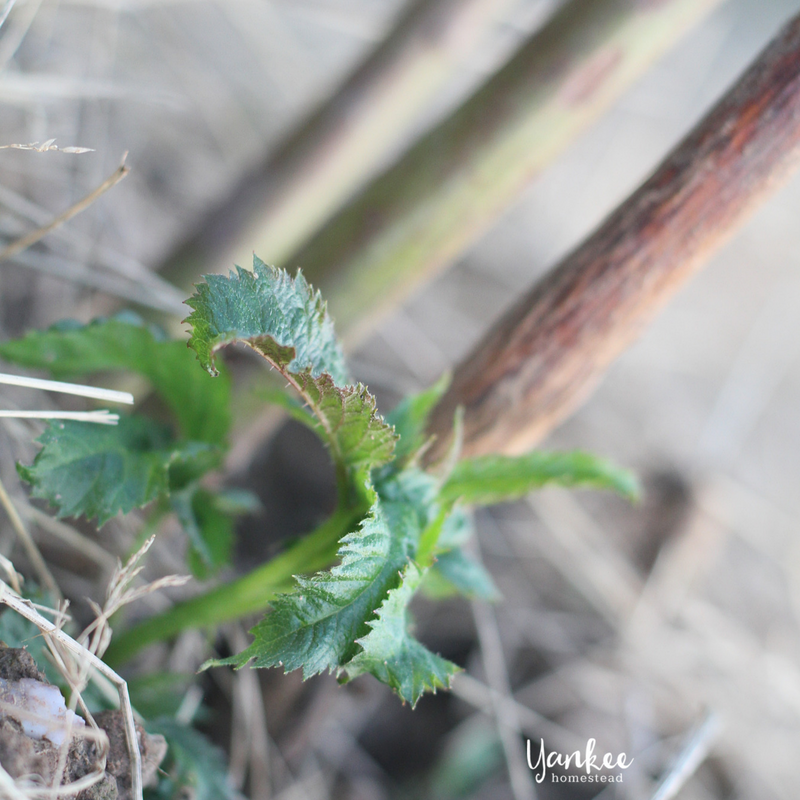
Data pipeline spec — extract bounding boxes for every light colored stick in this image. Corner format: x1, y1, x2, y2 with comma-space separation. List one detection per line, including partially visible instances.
227, 625, 272, 796
472, 586, 538, 800
0, 761, 30, 800
160, 0, 539, 284
0, 0, 38, 69
0, 139, 93, 153
0, 476, 60, 600
649, 712, 721, 800
0, 371, 133, 405
525, 492, 642, 624
0, 159, 129, 263
0, 181, 185, 314
0, 410, 119, 424
0, 0, 15, 32
0, 552, 21, 593
452, 672, 582, 752
8, 249, 184, 314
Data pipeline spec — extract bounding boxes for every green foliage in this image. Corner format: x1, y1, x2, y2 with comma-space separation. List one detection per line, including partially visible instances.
7, 259, 637, 707
171, 487, 235, 579
426, 548, 499, 601
186, 258, 396, 494
419, 505, 497, 600
386, 372, 449, 467
342, 563, 460, 706
188, 262, 462, 700
0, 313, 230, 444
145, 718, 239, 800
218, 495, 416, 675
290, 373, 397, 479
185, 256, 347, 385
3, 315, 238, 573
17, 416, 195, 526
169, 262, 637, 703
440, 450, 640, 506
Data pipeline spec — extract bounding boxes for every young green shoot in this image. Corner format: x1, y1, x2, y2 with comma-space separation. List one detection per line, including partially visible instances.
4, 259, 639, 706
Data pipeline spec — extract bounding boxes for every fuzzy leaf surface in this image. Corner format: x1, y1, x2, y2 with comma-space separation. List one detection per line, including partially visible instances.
344, 562, 460, 706
219, 497, 416, 677
440, 450, 639, 506
185, 257, 347, 383
186, 259, 395, 476
0, 314, 230, 444
17, 416, 205, 525
374, 467, 447, 538
293, 372, 396, 476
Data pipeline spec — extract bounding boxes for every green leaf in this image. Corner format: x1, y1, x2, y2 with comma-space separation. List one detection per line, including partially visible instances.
146, 718, 240, 800
0, 313, 231, 445
127, 673, 194, 721
343, 562, 460, 706
17, 416, 206, 526
376, 469, 472, 569
185, 257, 346, 384
440, 450, 639, 506
171, 488, 235, 579
428, 548, 499, 601
386, 373, 450, 466
291, 372, 396, 477
429, 719, 504, 798
186, 259, 396, 479
419, 506, 497, 600
436, 505, 474, 549
217, 495, 417, 677
375, 466, 439, 527
167, 441, 224, 491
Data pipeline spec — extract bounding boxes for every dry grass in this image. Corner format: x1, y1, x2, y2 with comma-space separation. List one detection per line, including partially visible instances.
3, 1, 800, 799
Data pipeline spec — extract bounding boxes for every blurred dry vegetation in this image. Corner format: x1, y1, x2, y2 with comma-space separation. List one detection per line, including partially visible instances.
3, 0, 800, 798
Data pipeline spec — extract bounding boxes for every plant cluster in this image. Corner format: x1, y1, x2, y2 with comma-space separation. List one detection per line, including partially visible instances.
1, 257, 636, 709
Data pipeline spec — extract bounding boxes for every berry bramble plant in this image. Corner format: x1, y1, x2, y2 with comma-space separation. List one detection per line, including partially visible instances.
1, 256, 638, 707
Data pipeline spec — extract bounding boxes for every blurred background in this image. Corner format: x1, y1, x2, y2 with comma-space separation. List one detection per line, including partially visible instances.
3, 0, 800, 798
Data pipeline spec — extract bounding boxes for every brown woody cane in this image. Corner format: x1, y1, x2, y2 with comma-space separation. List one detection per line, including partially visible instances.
426, 13, 800, 462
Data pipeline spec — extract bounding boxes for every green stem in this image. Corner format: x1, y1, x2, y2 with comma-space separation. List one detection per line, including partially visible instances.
105, 504, 364, 666
415, 504, 450, 569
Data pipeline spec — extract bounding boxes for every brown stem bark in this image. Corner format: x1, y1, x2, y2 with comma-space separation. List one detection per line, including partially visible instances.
425, 12, 800, 462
